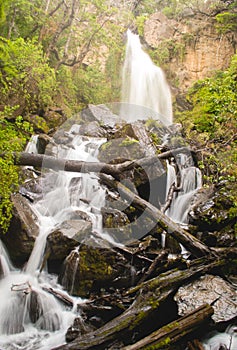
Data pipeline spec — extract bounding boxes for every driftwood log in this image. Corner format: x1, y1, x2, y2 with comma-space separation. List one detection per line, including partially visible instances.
5, 146, 191, 179
52, 255, 225, 350
122, 304, 213, 350
100, 174, 212, 258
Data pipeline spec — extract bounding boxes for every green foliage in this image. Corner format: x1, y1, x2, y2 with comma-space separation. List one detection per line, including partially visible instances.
177, 52, 237, 189
215, 11, 237, 33
150, 39, 185, 66
1, 37, 57, 115
135, 15, 148, 36
0, 109, 32, 232
0, 36, 17, 86
0, 0, 42, 39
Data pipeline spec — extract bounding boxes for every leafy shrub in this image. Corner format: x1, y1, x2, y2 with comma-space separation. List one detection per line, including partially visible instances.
0, 109, 32, 232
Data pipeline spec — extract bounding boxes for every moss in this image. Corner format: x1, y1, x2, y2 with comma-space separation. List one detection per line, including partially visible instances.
144, 337, 171, 350
119, 137, 139, 147
100, 140, 112, 151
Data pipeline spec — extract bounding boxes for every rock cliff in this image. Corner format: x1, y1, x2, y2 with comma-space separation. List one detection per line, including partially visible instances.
144, 12, 237, 91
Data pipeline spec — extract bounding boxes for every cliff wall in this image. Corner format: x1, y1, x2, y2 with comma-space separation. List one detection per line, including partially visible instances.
144, 12, 237, 91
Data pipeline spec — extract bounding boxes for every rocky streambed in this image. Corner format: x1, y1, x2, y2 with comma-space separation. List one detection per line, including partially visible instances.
0, 104, 236, 350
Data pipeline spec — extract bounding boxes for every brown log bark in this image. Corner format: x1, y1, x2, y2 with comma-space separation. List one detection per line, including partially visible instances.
122, 304, 213, 350
6, 146, 191, 177
137, 250, 168, 284
42, 286, 74, 308
100, 174, 212, 258
52, 255, 225, 350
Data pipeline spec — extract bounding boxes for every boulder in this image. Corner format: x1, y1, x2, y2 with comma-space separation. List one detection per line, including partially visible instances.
98, 137, 145, 164
79, 121, 107, 138
81, 104, 119, 127
1, 194, 39, 265
101, 207, 132, 243
43, 107, 66, 131
189, 183, 237, 243
47, 219, 93, 261
174, 274, 237, 323
58, 234, 131, 297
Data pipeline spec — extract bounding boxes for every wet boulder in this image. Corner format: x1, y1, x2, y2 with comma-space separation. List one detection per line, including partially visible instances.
79, 121, 107, 138
189, 183, 237, 243
58, 235, 132, 298
27, 289, 61, 331
1, 194, 39, 265
174, 274, 237, 323
98, 137, 145, 164
101, 207, 132, 244
65, 316, 94, 342
81, 104, 118, 127
47, 219, 93, 261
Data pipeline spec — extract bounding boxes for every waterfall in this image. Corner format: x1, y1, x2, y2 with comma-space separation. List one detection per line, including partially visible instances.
120, 29, 173, 126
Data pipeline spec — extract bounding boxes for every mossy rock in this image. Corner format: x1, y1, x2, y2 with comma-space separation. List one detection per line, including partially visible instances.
25, 114, 49, 133
43, 107, 66, 130
98, 137, 145, 164
101, 207, 132, 243
189, 182, 237, 233
59, 235, 130, 297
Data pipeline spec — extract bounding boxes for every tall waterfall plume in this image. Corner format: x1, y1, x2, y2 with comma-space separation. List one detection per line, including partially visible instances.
120, 29, 173, 126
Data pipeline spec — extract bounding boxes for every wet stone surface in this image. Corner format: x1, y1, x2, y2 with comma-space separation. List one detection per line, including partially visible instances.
174, 274, 237, 323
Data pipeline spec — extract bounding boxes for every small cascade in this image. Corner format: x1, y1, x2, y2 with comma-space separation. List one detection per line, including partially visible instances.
120, 29, 173, 126
24, 135, 39, 154
0, 241, 13, 277
163, 153, 202, 256
203, 325, 237, 350
165, 153, 202, 225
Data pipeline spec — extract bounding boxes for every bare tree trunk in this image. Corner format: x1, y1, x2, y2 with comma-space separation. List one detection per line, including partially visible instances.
100, 174, 212, 258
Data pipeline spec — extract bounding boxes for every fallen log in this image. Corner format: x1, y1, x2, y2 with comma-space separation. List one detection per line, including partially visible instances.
42, 286, 74, 308
52, 255, 225, 350
4, 146, 191, 178
122, 304, 213, 350
137, 250, 168, 284
100, 174, 212, 258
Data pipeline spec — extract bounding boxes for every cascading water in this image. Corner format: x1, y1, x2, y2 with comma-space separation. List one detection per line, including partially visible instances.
165, 154, 202, 225
120, 29, 173, 126
0, 128, 108, 350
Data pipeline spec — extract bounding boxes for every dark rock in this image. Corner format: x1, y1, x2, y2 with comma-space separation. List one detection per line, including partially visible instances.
52, 129, 74, 145
79, 121, 107, 138
43, 107, 66, 130
37, 134, 53, 154
1, 194, 39, 265
47, 219, 93, 260
189, 184, 237, 240
58, 234, 131, 298
27, 290, 61, 331
98, 137, 145, 164
101, 207, 132, 243
81, 104, 119, 127
65, 316, 94, 342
